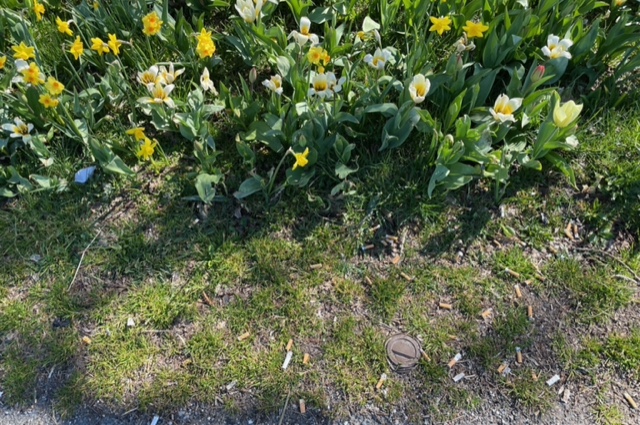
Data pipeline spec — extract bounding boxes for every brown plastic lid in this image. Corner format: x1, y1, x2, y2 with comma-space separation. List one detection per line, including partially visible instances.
385, 334, 421, 373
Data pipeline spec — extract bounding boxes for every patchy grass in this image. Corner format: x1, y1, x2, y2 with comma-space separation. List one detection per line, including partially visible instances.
1, 110, 640, 422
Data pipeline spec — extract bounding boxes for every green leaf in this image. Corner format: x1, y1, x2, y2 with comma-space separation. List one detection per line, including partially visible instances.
364, 103, 398, 117
308, 6, 334, 24
428, 164, 450, 198
195, 173, 222, 204
335, 162, 357, 179
234, 176, 264, 199
276, 56, 292, 79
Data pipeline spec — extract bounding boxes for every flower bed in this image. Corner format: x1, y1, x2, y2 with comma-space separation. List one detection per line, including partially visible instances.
0, 0, 638, 201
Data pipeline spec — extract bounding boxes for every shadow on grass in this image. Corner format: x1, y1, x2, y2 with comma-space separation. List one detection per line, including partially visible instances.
1, 113, 639, 422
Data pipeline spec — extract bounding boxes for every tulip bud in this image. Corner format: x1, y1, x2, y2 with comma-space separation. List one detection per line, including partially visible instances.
445, 134, 455, 145
531, 65, 545, 83
249, 67, 257, 84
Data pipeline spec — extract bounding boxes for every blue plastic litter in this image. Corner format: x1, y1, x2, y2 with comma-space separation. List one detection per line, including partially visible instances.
75, 166, 96, 184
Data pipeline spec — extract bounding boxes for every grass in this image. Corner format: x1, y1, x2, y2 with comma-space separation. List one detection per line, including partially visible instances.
1, 108, 640, 422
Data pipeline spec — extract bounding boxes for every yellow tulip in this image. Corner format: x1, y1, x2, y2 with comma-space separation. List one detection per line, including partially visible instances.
553, 101, 583, 128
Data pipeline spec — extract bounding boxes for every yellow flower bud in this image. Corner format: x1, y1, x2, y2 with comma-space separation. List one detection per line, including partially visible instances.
553, 101, 583, 128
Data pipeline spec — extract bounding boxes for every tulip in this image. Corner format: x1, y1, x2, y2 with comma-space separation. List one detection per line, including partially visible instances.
553, 101, 583, 128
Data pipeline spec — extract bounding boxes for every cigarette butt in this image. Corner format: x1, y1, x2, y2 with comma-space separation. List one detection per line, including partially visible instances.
497, 363, 508, 374
380, 240, 389, 246
371, 224, 381, 232
448, 353, 462, 368
546, 374, 561, 386
420, 349, 431, 362
548, 246, 558, 255
237, 331, 250, 341
363, 244, 375, 251
364, 276, 373, 285
624, 392, 638, 409
535, 273, 546, 281
310, 263, 323, 270
439, 302, 453, 310
564, 223, 574, 240
527, 305, 534, 319
299, 399, 306, 414
448, 335, 459, 341
303, 353, 310, 365
514, 285, 522, 298
286, 339, 293, 351
516, 347, 523, 364
506, 268, 521, 278
572, 223, 579, 238
282, 351, 293, 370
452, 372, 465, 383
532, 371, 539, 381
375, 373, 387, 390
481, 308, 493, 319
385, 235, 398, 242
400, 272, 414, 282
82, 336, 92, 345
391, 255, 401, 265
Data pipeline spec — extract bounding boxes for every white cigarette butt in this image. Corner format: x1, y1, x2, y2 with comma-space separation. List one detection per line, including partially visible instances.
546, 374, 561, 386
282, 351, 293, 370
150, 416, 160, 425
453, 372, 465, 382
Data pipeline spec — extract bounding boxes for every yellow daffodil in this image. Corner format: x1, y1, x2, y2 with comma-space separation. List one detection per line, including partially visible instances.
39, 93, 59, 109
292, 147, 310, 170
137, 137, 158, 161
107, 34, 122, 56
70, 36, 84, 60
235, 0, 262, 24
91, 38, 110, 55
56, 17, 73, 36
364, 48, 392, 70
462, 21, 489, 39
542, 35, 573, 60
21, 62, 45, 86
262, 74, 283, 95
2, 117, 34, 142
429, 16, 452, 36
45, 76, 65, 95
142, 11, 162, 36
0, 56, 6, 70
196, 29, 216, 59
615, 0, 626, 6
12, 42, 36, 61
490, 94, 523, 123
126, 127, 146, 141
34, 0, 45, 21
553, 101, 583, 128
307, 46, 330, 66
409, 74, 430, 104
